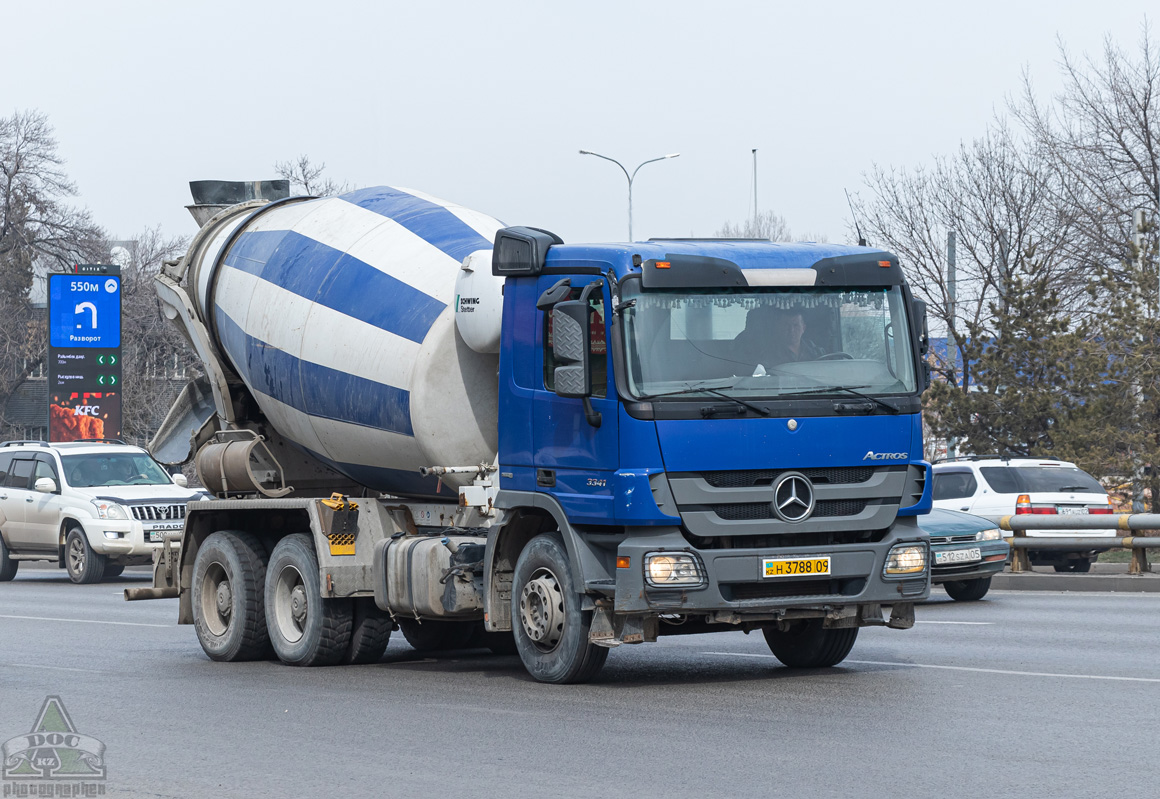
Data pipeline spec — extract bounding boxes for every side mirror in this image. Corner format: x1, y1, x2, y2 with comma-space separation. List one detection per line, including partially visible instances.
172, 473, 189, 488
912, 299, 931, 391
551, 300, 592, 398
34, 477, 58, 494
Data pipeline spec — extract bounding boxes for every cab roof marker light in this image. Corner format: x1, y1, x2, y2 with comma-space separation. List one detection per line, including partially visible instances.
878, 260, 891, 267
655, 261, 671, 269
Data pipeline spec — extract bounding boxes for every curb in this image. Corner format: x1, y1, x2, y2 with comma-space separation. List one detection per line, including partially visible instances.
992, 568, 1160, 593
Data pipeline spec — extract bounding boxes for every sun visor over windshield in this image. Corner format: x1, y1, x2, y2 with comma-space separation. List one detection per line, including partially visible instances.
812, 253, 904, 286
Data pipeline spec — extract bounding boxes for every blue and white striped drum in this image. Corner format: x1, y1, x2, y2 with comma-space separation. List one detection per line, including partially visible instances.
186, 186, 504, 498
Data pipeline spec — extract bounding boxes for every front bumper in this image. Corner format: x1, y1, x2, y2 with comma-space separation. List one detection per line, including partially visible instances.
86, 518, 185, 559
612, 522, 930, 616
930, 541, 1009, 584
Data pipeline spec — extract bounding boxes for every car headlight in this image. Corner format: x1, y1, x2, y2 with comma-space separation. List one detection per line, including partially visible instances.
976, 528, 1002, 541
644, 552, 706, 588
91, 500, 129, 520
884, 543, 928, 576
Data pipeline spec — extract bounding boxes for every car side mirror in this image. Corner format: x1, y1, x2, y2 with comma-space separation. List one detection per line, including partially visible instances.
172, 473, 189, 488
34, 477, 58, 494
912, 299, 931, 391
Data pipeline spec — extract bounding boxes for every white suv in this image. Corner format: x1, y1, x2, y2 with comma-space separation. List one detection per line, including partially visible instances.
931, 457, 1113, 571
0, 440, 205, 584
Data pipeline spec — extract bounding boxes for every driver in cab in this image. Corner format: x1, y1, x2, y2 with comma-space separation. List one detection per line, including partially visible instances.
734, 305, 822, 367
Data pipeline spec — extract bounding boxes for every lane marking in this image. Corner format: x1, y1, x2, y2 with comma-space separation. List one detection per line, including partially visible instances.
3, 663, 104, 674
915, 620, 993, 625
702, 651, 1160, 683
0, 614, 169, 628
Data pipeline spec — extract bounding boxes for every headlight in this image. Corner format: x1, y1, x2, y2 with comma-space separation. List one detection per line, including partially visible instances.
884, 543, 927, 576
644, 552, 706, 588
91, 500, 128, 520
976, 528, 1002, 541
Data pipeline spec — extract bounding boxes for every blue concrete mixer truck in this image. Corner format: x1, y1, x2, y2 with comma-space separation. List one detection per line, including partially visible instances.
130, 181, 932, 684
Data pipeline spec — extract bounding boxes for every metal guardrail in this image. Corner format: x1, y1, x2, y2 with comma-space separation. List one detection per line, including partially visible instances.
996, 514, 1160, 575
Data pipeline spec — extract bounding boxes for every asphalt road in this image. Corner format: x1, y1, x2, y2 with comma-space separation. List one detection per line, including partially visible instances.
2, 568, 1158, 799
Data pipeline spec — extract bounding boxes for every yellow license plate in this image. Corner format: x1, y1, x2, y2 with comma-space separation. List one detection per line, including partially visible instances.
763, 556, 831, 578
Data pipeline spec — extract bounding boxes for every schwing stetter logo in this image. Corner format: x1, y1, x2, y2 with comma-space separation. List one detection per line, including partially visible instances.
2, 696, 106, 784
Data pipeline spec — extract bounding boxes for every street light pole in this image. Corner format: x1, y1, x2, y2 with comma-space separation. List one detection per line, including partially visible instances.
579, 150, 680, 241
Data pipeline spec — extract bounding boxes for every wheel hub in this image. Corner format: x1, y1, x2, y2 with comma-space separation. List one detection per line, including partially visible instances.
290, 585, 308, 625
519, 569, 564, 650
215, 582, 232, 617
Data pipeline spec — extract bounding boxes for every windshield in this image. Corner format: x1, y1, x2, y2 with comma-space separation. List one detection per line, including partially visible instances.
621, 283, 917, 398
979, 466, 1104, 494
62, 452, 174, 488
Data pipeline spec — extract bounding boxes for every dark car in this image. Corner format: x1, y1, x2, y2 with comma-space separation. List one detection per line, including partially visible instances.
919, 508, 1010, 601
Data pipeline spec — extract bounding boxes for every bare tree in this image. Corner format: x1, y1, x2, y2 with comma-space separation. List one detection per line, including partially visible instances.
856, 125, 1079, 389
274, 155, 350, 196
715, 210, 826, 242
1012, 25, 1160, 280
114, 227, 199, 445
0, 110, 106, 433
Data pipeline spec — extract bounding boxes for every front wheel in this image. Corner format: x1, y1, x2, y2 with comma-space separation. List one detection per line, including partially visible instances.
65, 528, 106, 584
511, 533, 607, 684
265, 534, 352, 667
944, 576, 992, 601
762, 619, 858, 668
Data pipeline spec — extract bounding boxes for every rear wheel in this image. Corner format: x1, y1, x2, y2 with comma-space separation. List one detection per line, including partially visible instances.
762, 619, 858, 668
192, 531, 270, 661
65, 528, 106, 584
511, 533, 607, 684
398, 619, 475, 652
343, 598, 393, 664
1053, 559, 1093, 573
943, 576, 992, 601
0, 536, 18, 581
265, 534, 351, 666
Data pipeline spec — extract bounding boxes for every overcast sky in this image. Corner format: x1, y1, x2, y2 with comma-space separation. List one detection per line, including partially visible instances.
3, 1, 1155, 247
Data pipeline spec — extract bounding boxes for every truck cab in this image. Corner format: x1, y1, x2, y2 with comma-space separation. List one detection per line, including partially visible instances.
486, 229, 932, 681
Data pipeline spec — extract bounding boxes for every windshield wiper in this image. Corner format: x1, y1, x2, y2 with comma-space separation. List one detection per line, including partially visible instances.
639, 383, 770, 417
779, 385, 900, 414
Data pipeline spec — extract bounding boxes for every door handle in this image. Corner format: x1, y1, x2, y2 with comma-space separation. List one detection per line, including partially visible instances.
959, 506, 969, 511
26, 496, 34, 502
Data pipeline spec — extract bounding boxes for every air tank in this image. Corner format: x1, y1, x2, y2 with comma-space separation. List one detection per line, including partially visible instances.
179, 186, 507, 498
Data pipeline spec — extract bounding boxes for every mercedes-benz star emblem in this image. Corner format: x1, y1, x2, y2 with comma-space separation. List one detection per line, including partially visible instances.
772, 473, 815, 523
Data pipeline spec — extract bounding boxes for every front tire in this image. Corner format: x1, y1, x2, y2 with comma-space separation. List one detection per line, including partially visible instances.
762, 619, 858, 668
944, 576, 992, 601
65, 528, 106, 584
511, 533, 607, 684
104, 563, 125, 579
0, 535, 18, 581
265, 534, 351, 667
192, 531, 271, 661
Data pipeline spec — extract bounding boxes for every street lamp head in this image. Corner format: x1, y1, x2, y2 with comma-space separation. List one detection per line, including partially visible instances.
579, 149, 592, 155
664, 153, 681, 159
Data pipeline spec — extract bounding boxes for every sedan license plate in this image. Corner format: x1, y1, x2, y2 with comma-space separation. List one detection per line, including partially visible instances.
1057, 506, 1089, 515
934, 547, 981, 565
763, 556, 831, 578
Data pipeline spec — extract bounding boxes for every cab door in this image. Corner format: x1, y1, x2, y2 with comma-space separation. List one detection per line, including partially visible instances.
531, 276, 620, 525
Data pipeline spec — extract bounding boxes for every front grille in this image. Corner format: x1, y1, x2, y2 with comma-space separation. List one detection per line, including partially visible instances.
929, 534, 977, 545
721, 578, 866, 601
711, 499, 869, 521
129, 504, 187, 522
704, 467, 874, 488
